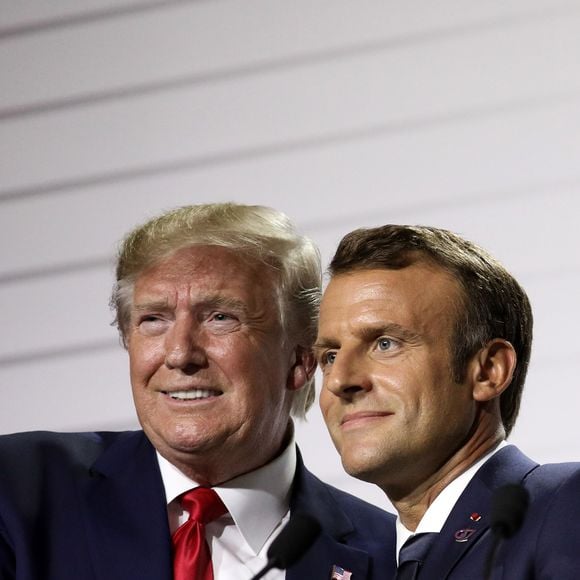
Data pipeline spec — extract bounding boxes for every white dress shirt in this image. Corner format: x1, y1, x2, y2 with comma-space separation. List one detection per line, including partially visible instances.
396, 441, 508, 563
157, 439, 296, 580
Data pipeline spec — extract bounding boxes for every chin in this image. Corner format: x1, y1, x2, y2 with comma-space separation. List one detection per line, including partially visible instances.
341, 450, 386, 485
147, 421, 214, 453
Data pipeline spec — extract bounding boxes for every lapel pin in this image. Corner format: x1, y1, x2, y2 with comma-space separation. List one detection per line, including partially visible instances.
330, 564, 352, 579
454, 528, 476, 542
470, 512, 482, 522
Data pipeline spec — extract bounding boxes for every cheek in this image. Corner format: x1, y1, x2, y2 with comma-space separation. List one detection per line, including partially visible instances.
128, 339, 164, 383
220, 336, 290, 383
318, 388, 333, 419
209, 334, 255, 368
369, 367, 410, 412
389, 355, 438, 398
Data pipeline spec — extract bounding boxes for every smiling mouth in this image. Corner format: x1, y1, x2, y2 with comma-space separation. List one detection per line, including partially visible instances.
162, 389, 222, 401
341, 412, 392, 427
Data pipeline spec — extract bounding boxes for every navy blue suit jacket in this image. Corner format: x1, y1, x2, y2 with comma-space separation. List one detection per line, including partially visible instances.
0, 431, 396, 579
415, 445, 580, 579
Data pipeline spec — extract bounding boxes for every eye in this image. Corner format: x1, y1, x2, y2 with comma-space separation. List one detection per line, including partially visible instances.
205, 311, 241, 333
136, 314, 168, 335
210, 312, 235, 322
138, 314, 162, 325
320, 351, 337, 367
376, 337, 393, 351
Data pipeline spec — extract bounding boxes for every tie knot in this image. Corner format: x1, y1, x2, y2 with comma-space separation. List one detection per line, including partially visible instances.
399, 532, 438, 566
181, 488, 227, 525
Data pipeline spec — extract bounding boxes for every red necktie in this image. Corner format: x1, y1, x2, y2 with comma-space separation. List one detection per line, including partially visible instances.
172, 487, 227, 580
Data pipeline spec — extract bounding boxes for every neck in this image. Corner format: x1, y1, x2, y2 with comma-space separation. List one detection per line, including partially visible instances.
387, 429, 504, 531
158, 423, 294, 487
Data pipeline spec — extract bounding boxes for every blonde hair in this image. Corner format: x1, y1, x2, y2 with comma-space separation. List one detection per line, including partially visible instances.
111, 203, 321, 417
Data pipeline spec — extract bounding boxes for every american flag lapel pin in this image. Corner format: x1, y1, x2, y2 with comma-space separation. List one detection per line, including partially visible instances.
330, 564, 352, 579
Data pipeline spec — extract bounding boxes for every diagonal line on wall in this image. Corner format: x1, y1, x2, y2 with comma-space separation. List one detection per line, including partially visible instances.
0, 338, 121, 369
0, 178, 579, 289
2, 89, 580, 205
0, 257, 113, 285
0, 0, 199, 41
1, 3, 579, 122
299, 177, 580, 233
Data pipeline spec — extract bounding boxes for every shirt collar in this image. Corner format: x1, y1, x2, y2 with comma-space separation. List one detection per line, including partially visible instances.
395, 441, 508, 560
157, 435, 296, 555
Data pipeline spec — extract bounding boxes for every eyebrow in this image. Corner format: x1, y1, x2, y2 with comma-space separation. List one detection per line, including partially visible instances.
314, 323, 421, 351
358, 323, 420, 344
312, 338, 338, 352
131, 294, 248, 314
132, 299, 171, 313
207, 295, 248, 314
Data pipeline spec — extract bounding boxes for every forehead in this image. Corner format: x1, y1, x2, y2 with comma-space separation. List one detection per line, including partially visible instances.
320, 263, 461, 336
133, 245, 276, 299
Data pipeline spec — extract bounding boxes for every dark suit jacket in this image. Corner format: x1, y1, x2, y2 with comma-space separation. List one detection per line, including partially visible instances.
416, 445, 580, 579
0, 430, 396, 579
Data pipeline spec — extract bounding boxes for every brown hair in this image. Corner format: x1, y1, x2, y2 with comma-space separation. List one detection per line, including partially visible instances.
329, 224, 533, 436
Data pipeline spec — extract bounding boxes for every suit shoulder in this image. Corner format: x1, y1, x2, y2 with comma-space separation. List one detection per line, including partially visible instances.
517, 461, 580, 575
521, 461, 580, 529
299, 466, 396, 534
293, 451, 395, 528
519, 460, 580, 543
308, 477, 398, 573
0, 430, 136, 475
322, 481, 396, 524
524, 460, 580, 496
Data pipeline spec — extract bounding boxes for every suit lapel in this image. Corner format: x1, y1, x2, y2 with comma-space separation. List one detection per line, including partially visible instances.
289, 534, 372, 579
81, 431, 173, 580
424, 445, 538, 579
287, 451, 372, 580
424, 475, 493, 578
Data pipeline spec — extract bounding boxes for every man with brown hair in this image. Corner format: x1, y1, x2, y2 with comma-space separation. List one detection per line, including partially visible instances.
316, 224, 580, 579
0, 204, 395, 580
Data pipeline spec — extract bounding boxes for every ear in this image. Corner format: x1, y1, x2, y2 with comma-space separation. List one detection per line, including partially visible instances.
470, 339, 517, 402
286, 346, 317, 391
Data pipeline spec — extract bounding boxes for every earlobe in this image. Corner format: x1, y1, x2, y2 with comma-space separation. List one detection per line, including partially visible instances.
472, 339, 517, 402
286, 347, 317, 391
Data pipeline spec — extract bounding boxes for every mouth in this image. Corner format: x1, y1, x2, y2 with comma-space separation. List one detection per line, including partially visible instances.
162, 389, 223, 401
340, 411, 392, 428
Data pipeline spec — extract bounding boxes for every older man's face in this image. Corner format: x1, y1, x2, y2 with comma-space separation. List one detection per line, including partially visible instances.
127, 245, 299, 482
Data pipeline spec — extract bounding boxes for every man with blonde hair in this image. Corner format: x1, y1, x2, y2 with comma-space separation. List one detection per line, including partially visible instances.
0, 203, 395, 580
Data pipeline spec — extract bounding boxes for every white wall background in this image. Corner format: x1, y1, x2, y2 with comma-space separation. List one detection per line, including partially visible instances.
1, 0, 579, 509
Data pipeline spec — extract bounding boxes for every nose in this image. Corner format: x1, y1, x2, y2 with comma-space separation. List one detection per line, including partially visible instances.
164, 316, 208, 370
323, 349, 372, 400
